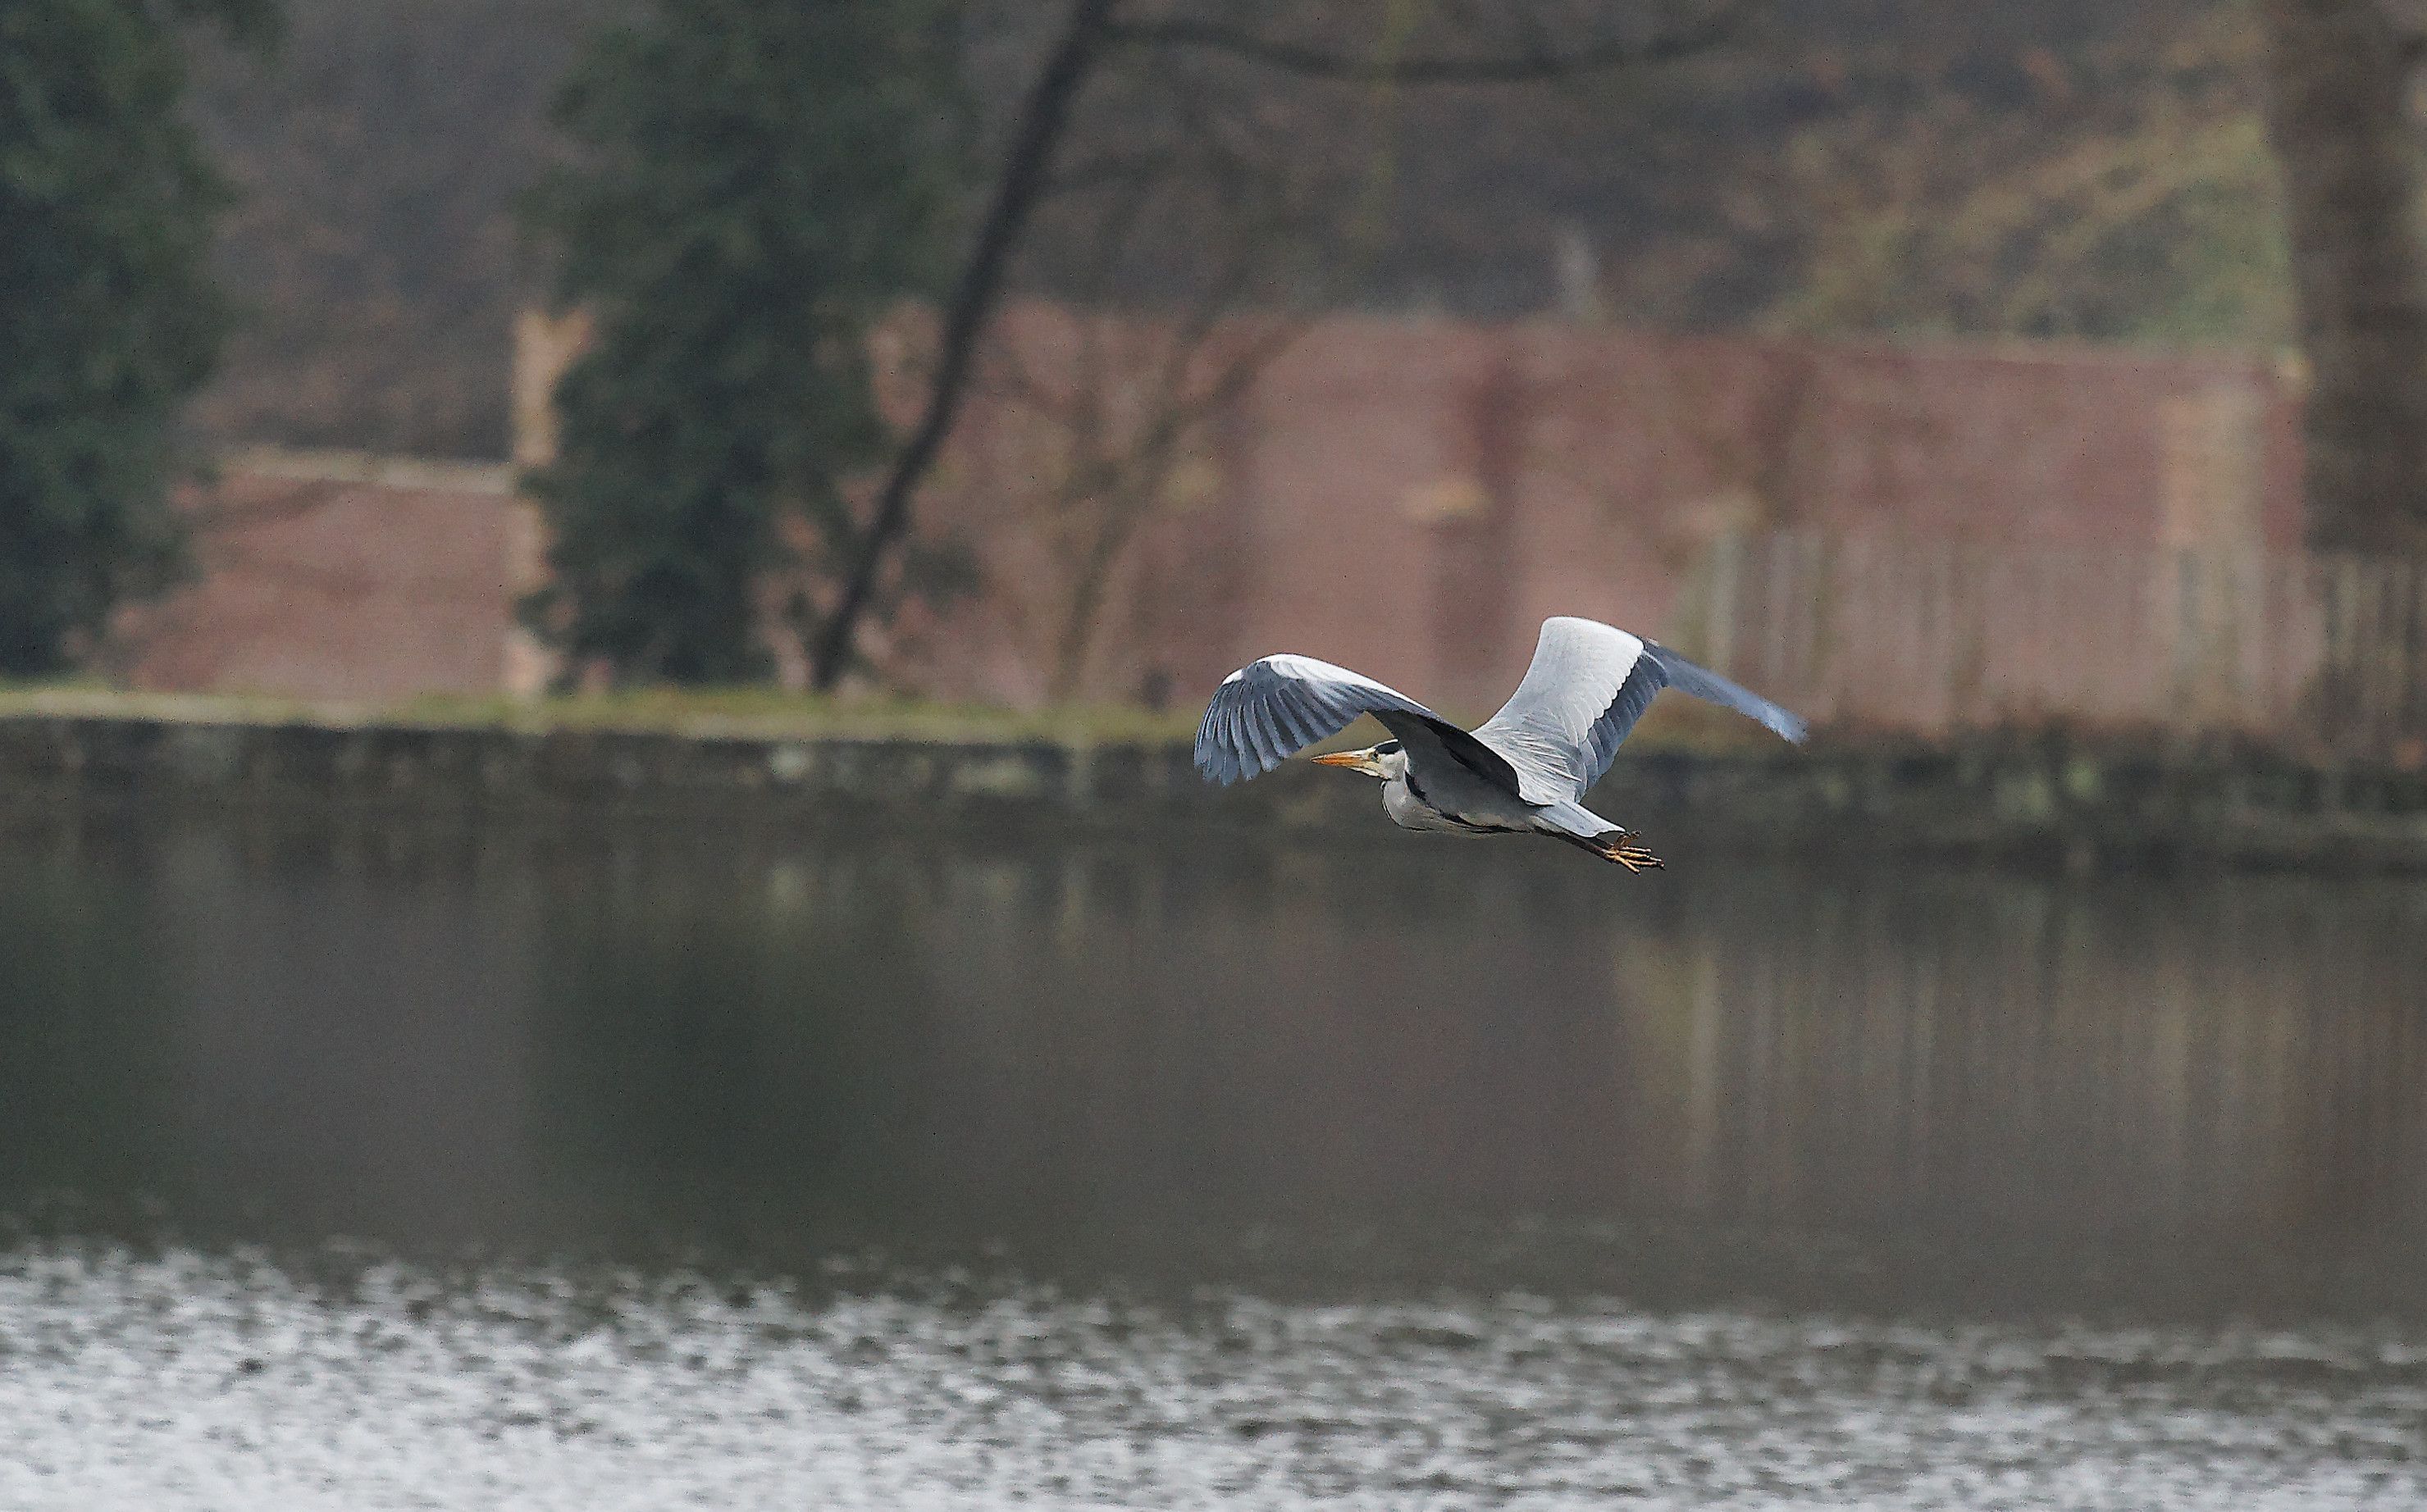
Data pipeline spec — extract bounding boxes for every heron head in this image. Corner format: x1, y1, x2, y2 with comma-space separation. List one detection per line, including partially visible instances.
1309, 739, 1403, 780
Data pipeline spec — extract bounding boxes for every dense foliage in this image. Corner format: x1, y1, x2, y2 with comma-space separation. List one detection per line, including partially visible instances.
0, 0, 272, 674
525, 0, 967, 685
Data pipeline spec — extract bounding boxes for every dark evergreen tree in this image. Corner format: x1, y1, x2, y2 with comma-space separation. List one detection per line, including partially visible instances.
0, 0, 273, 674
527, 0, 967, 684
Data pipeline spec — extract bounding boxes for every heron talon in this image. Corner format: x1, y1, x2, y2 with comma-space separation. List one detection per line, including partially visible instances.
1595, 832, 1664, 872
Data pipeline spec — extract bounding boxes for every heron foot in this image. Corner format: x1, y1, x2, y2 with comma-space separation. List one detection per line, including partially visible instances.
1594, 831, 1665, 872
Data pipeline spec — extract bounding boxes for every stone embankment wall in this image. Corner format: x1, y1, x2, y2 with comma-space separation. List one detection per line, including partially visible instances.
2, 713, 2425, 872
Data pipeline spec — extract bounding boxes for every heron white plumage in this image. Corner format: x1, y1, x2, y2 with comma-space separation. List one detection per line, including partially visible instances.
1195, 616, 1808, 869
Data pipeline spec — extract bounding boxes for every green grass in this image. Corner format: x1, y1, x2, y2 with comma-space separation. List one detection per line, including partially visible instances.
0, 681, 1203, 746
0, 680, 1795, 753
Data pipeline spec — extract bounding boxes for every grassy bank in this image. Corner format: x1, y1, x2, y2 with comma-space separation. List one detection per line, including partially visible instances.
0, 683, 1199, 746
0, 681, 1783, 754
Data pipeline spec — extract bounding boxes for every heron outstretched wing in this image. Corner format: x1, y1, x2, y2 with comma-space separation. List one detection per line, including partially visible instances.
1472, 617, 1809, 804
1195, 654, 1521, 791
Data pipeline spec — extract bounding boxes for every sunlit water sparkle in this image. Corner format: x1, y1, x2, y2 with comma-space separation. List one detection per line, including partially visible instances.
5, 1246, 2425, 1511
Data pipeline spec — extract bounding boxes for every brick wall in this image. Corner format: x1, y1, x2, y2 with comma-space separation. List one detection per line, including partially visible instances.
116, 449, 542, 704
126, 308, 2303, 714
892, 306, 2304, 719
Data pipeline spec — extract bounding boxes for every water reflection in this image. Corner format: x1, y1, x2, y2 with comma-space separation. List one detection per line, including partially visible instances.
3, 810, 2426, 1317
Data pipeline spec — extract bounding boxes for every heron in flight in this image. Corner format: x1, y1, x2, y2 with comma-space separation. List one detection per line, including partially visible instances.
1196, 617, 1807, 870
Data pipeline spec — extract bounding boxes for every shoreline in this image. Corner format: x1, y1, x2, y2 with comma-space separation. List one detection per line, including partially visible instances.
2, 702, 2425, 873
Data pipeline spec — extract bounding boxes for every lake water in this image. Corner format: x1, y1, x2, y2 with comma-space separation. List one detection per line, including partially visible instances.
4, 808, 2427, 1509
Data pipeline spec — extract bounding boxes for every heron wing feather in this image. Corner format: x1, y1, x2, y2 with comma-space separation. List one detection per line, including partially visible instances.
1193, 654, 1520, 791
1644, 641, 1809, 745
1473, 617, 1808, 804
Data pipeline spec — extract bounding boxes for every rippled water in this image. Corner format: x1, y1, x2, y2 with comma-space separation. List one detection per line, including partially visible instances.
5, 808, 2427, 1506
8, 1248, 2427, 1510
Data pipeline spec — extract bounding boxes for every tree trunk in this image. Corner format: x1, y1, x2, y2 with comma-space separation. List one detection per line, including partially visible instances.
2258, 0, 2427, 554
807, 0, 1120, 690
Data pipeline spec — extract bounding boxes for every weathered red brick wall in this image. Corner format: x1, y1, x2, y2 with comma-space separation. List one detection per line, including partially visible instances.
116, 451, 536, 704
127, 310, 2304, 717
893, 307, 2303, 719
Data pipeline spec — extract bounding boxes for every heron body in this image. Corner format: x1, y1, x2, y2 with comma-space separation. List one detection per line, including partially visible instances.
1376, 748, 1534, 836
1195, 617, 1808, 869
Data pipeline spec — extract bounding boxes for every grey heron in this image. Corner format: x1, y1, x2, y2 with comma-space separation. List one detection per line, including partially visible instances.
1196, 616, 1808, 870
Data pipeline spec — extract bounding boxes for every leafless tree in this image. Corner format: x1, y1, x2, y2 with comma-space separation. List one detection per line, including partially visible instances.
978, 45, 1319, 699
806, 0, 1758, 690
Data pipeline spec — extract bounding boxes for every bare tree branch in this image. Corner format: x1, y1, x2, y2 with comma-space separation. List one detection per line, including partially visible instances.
810, 0, 1753, 690
1104, 1, 1750, 84
807, 0, 1122, 690
1006, 100, 1316, 698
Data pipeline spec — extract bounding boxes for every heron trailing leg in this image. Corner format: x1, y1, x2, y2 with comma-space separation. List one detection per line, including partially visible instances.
1625, 849, 1663, 872
1604, 834, 1664, 872
1562, 828, 1664, 871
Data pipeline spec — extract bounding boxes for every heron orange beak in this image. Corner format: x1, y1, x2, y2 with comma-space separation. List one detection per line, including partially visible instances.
1309, 748, 1384, 776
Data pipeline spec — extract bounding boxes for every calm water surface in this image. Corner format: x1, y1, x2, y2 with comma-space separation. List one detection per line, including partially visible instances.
4, 809, 2426, 1508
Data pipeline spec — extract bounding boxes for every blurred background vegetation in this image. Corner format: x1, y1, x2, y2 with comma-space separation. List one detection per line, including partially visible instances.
179, 0, 2300, 464
13, 0, 2427, 687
